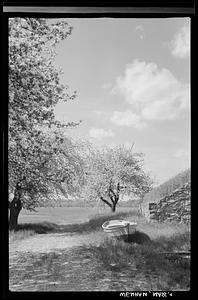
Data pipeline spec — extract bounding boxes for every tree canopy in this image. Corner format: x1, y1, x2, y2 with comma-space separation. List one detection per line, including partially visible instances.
8, 17, 154, 229
82, 143, 153, 212
8, 18, 82, 227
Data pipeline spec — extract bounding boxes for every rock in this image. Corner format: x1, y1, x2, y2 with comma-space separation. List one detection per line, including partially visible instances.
147, 183, 190, 225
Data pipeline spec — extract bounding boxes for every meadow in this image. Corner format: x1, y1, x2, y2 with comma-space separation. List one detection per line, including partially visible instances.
9, 206, 190, 291
18, 206, 132, 225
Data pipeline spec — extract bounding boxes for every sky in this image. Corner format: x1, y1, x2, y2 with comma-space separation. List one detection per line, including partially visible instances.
53, 17, 190, 186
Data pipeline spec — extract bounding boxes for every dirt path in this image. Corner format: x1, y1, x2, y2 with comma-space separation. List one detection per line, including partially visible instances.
9, 231, 106, 254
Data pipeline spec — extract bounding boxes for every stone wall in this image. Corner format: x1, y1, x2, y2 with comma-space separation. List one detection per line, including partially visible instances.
149, 182, 191, 225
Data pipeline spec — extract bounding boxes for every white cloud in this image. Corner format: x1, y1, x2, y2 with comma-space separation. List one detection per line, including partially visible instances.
110, 110, 146, 129
111, 60, 190, 122
142, 99, 179, 120
171, 25, 190, 58
89, 128, 115, 140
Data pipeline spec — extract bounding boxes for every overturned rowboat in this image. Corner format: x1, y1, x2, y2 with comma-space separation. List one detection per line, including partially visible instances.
102, 220, 137, 238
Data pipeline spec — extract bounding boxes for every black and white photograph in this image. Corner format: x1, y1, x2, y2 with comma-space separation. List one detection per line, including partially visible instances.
6, 6, 192, 293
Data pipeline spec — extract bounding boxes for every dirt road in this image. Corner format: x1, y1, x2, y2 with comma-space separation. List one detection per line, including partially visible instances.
9, 231, 106, 254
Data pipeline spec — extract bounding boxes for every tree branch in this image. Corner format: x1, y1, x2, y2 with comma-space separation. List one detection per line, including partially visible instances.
108, 188, 116, 205
109, 184, 120, 205
116, 182, 120, 198
109, 187, 116, 198
100, 197, 112, 209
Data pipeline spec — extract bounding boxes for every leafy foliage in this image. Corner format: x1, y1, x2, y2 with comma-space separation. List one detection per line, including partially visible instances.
8, 18, 82, 210
82, 143, 153, 210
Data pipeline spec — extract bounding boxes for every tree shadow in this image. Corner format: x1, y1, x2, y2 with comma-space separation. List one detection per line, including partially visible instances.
13, 221, 101, 234
15, 222, 62, 234
118, 230, 151, 245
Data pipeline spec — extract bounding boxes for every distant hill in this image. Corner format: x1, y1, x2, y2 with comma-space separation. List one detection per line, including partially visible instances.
143, 168, 190, 204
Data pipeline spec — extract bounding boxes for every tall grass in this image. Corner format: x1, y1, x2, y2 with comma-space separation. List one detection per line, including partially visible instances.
85, 232, 190, 290
9, 209, 190, 291
9, 232, 190, 291
9, 229, 35, 242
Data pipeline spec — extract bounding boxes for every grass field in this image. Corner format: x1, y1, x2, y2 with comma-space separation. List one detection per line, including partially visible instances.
9, 206, 191, 291
18, 206, 133, 225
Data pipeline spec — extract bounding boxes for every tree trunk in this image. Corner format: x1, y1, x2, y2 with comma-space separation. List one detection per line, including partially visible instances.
111, 202, 116, 212
9, 184, 23, 230
100, 192, 119, 213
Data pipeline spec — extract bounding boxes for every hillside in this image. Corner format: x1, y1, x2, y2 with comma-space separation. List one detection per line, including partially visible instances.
143, 168, 190, 204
